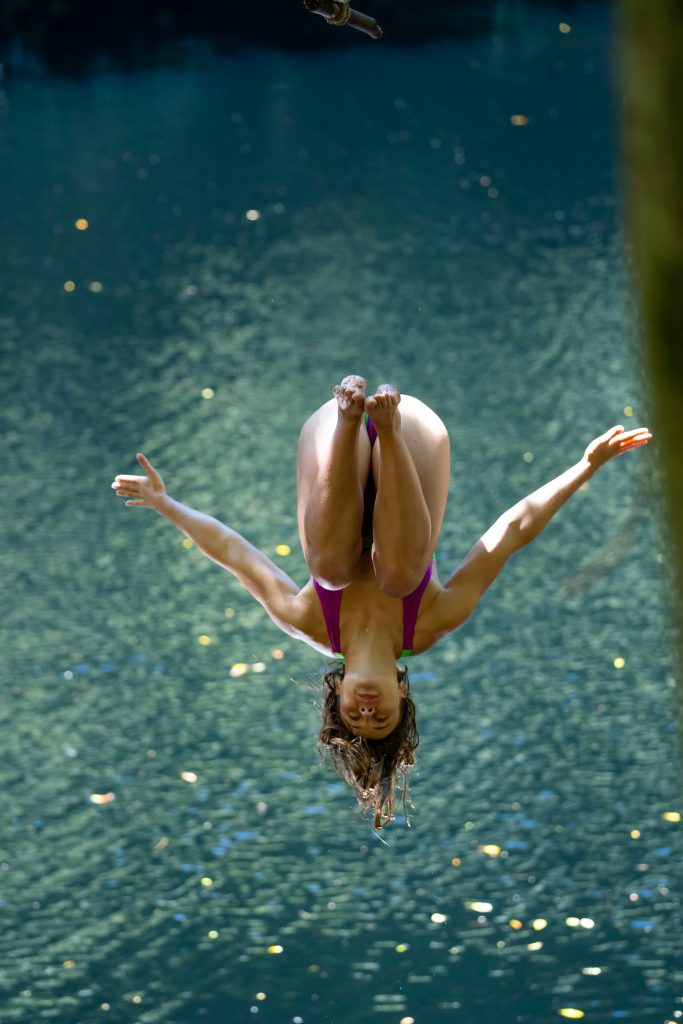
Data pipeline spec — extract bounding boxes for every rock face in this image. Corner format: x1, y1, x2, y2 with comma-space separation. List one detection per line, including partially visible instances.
1, 0, 603, 76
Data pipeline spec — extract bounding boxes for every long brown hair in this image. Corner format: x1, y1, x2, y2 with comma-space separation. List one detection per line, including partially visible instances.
316, 661, 419, 829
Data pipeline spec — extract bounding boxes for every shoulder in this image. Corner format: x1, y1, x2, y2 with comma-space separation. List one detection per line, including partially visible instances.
411, 572, 475, 651
417, 527, 521, 642
273, 580, 332, 651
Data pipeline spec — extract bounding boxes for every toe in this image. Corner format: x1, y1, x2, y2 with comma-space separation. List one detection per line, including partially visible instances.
341, 374, 366, 392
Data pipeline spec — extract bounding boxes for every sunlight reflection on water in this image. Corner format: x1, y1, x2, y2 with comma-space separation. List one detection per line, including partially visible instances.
1, 9, 681, 1023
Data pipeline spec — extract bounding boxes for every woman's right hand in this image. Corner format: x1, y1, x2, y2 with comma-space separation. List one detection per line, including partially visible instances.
111, 453, 167, 510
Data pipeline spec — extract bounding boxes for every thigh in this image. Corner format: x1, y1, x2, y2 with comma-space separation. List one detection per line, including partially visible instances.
371, 394, 451, 550
296, 399, 372, 537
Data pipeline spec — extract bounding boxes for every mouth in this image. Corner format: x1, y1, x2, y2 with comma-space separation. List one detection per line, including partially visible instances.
356, 692, 380, 703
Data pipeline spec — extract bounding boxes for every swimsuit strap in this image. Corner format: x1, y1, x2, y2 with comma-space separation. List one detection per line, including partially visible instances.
312, 578, 343, 658
313, 561, 433, 660
400, 560, 433, 657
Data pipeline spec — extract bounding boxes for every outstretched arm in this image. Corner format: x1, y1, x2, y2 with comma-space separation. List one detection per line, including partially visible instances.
112, 453, 307, 633
430, 425, 652, 634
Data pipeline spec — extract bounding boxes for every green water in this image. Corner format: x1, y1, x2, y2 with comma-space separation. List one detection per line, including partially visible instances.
1, 8, 681, 1023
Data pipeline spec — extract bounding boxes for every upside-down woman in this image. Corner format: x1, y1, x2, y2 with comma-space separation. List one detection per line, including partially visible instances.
112, 375, 651, 828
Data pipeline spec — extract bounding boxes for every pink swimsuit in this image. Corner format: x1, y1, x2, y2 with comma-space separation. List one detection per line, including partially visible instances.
312, 414, 433, 658
313, 561, 433, 658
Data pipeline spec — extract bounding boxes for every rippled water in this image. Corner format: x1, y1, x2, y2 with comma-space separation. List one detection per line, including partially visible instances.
1, 6, 682, 1024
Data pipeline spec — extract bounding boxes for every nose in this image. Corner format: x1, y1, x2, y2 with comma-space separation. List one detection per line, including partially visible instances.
358, 702, 377, 716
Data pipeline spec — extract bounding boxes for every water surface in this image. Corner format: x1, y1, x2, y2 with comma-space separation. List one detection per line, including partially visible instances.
1, 7, 681, 1023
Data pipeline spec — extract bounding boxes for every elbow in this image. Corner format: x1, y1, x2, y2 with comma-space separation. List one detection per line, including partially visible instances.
515, 519, 537, 548
501, 513, 531, 550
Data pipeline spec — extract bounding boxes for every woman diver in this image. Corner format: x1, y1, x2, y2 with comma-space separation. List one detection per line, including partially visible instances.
112, 375, 651, 828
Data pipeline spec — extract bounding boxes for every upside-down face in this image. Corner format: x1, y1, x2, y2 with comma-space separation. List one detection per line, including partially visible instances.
335, 667, 407, 739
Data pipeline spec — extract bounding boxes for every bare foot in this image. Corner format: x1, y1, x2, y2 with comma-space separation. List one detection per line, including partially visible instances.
365, 383, 401, 430
333, 375, 367, 423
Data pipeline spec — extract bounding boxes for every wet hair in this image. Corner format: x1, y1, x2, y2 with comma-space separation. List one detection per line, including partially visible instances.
316, 660, 419, 829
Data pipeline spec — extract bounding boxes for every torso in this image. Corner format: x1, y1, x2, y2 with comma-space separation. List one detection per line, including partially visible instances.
295, 551, 444, 659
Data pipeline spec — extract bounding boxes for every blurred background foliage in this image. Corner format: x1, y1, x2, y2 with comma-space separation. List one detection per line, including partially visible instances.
618, 0, 683, 720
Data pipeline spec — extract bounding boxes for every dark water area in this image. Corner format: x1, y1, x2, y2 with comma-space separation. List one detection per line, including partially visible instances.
0, 0, 609, 76
1, 5, 682, 1024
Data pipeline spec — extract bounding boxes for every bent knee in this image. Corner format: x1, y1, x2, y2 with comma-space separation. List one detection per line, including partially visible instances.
374, 560, 428, 599
308, 552, 358, 590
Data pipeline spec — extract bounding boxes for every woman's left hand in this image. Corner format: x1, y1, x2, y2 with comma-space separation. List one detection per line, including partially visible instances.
583, 425, 653, 470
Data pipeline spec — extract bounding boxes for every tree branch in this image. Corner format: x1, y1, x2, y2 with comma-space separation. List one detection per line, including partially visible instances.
303, 0, 383, 39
